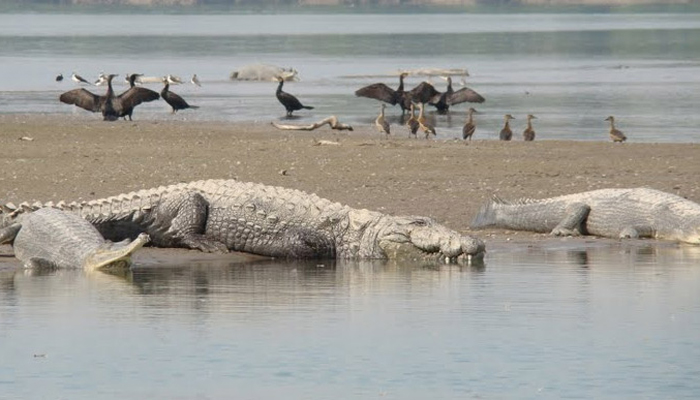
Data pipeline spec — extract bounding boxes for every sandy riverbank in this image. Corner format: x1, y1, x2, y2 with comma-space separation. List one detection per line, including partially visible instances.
1, 113, 699, 266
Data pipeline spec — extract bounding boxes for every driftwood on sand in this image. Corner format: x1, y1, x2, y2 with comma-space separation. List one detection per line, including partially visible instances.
271, 116, 354, 131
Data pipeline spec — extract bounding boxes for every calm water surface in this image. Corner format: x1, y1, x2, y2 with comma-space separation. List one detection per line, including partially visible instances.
1, 242, 700, 399
1, 13, 700, 141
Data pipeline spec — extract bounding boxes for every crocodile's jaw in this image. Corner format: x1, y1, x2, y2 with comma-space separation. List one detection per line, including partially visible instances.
380, 240, 485, 264
367, 214, 486, 263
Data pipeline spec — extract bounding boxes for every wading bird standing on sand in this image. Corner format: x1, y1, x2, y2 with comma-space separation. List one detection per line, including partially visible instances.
605, 116, 627, 142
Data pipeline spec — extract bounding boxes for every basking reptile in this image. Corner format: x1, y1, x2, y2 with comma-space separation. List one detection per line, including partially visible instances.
471, 188, 700, 244
2, 180, 484, 263
0, 207, 149, 269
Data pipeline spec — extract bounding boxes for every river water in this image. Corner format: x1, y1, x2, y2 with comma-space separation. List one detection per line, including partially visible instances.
1, 12, 700, 141
2, 10, 700, 399
1, 241, 700, 399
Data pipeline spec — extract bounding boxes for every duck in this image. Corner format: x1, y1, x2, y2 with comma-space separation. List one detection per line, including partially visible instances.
499, 114, 515, 141
523, 114, 537, 141
417, 103, 436, 139
375, 103, 390, 138
405, 103, 420, 138
605, 116, 627, 142
462, 107, 478, 141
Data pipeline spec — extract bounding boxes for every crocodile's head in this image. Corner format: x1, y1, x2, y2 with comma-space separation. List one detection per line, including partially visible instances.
345, 210, 485, 263
0, 205, 20, 231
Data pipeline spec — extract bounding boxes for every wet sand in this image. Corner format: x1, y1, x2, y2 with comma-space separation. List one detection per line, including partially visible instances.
2, 113, 699, 268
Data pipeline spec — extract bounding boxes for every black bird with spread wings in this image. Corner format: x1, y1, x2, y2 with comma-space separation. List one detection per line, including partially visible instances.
59, 73, 160, 121
355, 72, 410, 113
118, 74, 160, 120
429, 76, 485, 114
355, 72, 442, 115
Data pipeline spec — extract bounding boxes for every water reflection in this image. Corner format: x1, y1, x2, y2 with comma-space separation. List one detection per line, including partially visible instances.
1, 244, 699, 399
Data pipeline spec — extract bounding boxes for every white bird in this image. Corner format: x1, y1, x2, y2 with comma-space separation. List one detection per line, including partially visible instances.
94, 72, 108, 86
190, 74, 201, 87
166, 74, 183, 85
71, 72, 91, 85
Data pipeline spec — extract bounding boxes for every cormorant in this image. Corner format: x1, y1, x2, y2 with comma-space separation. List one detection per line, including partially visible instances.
499, 114, 515, 141
355, 72, 412, 114
523, 114, 537, 141
59, 74, 159, 121
407, 81, 441, 107
191, 74, 201, 87
275, 76, 314, 117
55, 73, 63, 82
429, 76, 485, 114
405, 103, 420, 138
462, 107, 479, 141
605, 116, 627, 142
117, 73, 160, 121
417, 103, 436, 139
161, 79, 199, 114
375, 103, 390, 138
71, 72, 91, 85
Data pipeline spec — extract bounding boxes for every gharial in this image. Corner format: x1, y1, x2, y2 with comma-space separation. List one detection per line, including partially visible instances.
470, 188, 700, 244
275, 76, 314, 117
0, 207, 149, 270
60, 73, 160, 121
0, 180, 485, 263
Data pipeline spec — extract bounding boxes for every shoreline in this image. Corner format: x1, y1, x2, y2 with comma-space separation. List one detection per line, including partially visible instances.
1, 114, 699, 268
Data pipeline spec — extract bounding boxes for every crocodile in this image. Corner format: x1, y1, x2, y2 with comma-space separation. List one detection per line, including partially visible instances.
1, 180, 485, 263
470, 188, 700, 244
0, 207, 149, 270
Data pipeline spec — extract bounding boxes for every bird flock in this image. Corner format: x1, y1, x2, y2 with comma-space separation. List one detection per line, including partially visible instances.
56, 70, 627, 142
355, 73, 626, 143
57, 72, 201, 121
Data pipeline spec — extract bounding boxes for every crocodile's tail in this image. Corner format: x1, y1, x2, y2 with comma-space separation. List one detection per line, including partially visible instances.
470, 195, 505, 229
84, 233, 150, 271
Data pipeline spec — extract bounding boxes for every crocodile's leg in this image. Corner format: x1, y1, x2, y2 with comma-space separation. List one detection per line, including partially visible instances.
155, 191, 229, 253
0, 223, 21, 244
550, 203, 590, 236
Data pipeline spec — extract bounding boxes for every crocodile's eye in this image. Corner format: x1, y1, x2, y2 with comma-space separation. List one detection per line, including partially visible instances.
410, 219, 428, 227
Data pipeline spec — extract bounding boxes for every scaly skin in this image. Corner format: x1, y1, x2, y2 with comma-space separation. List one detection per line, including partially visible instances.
2, 180, 484, 263
471, 188, 700, 244
0, 208, 149, 269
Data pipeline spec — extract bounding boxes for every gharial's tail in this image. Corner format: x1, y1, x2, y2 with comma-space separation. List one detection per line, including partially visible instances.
303, 106, 314, 110
85, 233, 150, 271
469, 195, 504, 229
